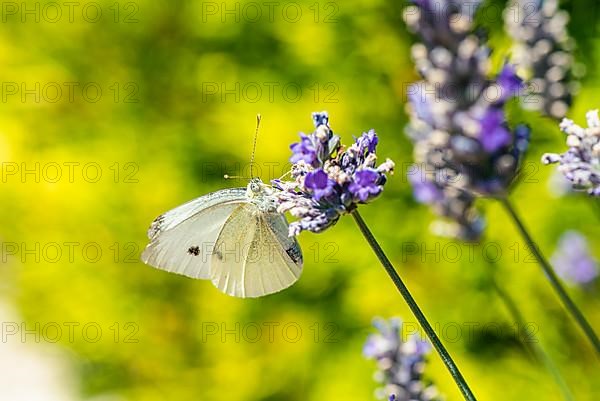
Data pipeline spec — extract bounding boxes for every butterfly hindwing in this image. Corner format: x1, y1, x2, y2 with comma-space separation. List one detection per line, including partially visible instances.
263, 212, 303, 268
141, 188, 247, 279
210, 206, 303, 298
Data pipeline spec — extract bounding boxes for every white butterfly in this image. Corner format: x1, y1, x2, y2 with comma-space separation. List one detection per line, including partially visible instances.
141, 178, 303, 298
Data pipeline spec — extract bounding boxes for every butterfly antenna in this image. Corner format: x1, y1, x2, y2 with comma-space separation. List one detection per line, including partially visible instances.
250, 114, 261, 179
223, 174, 244, 180
276, 170, 292, 181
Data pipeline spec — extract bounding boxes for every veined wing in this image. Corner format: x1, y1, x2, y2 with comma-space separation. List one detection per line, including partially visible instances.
141, 188, 247, 279
146, 188, 247, 240
210, 205, 303, 298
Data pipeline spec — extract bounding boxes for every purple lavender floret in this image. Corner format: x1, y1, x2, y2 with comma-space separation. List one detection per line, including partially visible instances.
478, 108, 512, 153
364, 318, 441, 401
349, 169, 382, 202
274, 112, 394, 236
542, 110, 600, 197
304, 169, 335, 200
290, 134, 318, 166
357, 129, 379, 153
496, 63, 524, 103
551, 231, 599, 286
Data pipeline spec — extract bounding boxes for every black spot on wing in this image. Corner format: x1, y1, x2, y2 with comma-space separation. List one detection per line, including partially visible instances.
187, 246, 200, 256
286, 246, 302, 264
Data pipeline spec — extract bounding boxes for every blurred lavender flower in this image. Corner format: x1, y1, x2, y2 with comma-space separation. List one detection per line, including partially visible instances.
504, 0, 583, 119
542, 110, 600, 196
364, 318, 441, 401
408, 166, 484, 241
551, 231, 599, 286
408, 168, 443, 205
403, 0, 530, 240
274, 112, 394, 236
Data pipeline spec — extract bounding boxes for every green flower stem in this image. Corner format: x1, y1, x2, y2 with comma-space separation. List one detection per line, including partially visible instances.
499, 197, 600, 355
486, 260, 574, 401
352, 210, 477, 401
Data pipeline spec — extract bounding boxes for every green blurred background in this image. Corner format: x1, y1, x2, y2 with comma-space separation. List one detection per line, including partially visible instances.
0, 0, 598, 400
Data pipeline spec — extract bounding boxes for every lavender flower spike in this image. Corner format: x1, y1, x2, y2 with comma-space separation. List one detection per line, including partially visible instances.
364, 318, 441, 401
542, 110, 600, 196
504, 0, 582, 119
403, 0, 530, 240
274, 112, 394, 236
551, 231, 599, 286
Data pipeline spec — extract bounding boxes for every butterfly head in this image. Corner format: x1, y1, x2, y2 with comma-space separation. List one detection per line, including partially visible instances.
248, 177, 263, 194
247, 177, 271, 200
247, 178, 278, 212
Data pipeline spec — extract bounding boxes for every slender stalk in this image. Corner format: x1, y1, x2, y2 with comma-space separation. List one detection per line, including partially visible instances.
499, 197, 600, 355
486, 261, 574, 401
352, 210, 477, 401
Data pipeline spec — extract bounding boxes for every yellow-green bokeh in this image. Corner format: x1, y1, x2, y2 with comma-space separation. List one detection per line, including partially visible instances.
0, 0, 598, 400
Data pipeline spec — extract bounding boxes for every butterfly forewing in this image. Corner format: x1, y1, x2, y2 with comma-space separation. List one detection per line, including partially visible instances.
141, 188, 247, 279
210, 206, 303, 298
146, 188, 247, 239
